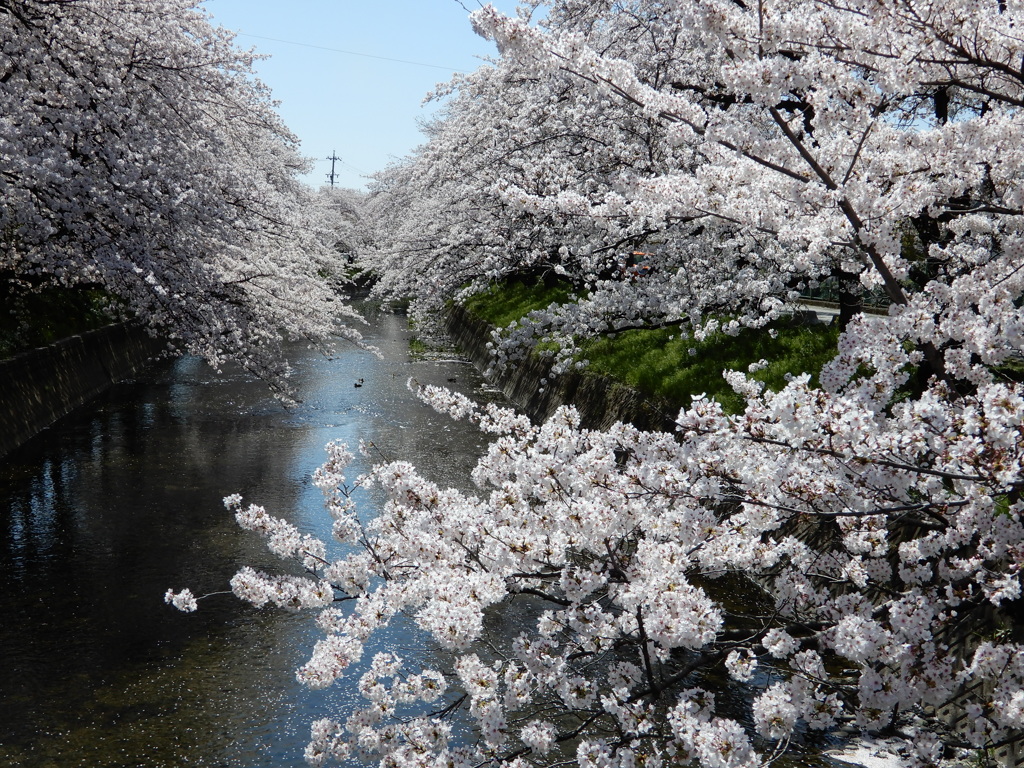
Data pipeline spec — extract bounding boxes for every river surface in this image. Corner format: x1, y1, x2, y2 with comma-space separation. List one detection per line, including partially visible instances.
0, 304, 503, 767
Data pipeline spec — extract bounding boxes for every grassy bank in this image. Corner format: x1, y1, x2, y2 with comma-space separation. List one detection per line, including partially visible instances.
460, 278, 840, 415
462, 279, 577, 329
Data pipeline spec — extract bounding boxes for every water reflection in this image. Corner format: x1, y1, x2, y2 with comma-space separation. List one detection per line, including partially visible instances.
0, 304, 500, 767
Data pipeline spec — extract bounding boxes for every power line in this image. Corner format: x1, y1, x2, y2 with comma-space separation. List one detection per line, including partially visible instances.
339, 159, 369, 175
237, 33, 467, 73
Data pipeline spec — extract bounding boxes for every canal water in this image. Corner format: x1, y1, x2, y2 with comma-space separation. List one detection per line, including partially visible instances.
0, 304, 502, 767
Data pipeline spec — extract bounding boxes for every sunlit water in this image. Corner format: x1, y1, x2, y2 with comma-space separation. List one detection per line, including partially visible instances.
0, 304, 502, 767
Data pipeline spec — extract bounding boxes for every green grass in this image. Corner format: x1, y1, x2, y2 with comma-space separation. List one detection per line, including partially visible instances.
580, 322, 840, 414
460, 278, 841, 415
462, 278, 577, 329
995, 356, 1024, 384
409, 336, 450, 358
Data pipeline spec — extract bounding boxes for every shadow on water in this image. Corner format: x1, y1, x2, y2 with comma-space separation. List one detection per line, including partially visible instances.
0, 303, 502, 767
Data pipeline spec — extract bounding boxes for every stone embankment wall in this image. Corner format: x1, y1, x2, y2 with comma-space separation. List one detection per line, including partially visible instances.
444, 304, 683, 432
0, 323, 164, 456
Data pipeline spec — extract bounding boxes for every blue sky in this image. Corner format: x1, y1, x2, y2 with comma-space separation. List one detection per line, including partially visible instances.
203, 0, 521, 190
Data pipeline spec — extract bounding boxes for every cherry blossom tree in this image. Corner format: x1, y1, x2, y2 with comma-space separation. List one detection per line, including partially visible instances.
171, 1, 1024, 766
365, 1, 839, 370
362, 6, 713, 338
0, 0, 363, 393
366, 0, 1024, 380
467, 0, 1024, 381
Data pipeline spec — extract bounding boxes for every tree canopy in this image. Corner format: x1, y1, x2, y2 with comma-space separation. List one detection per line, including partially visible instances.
0, 0, 363, 393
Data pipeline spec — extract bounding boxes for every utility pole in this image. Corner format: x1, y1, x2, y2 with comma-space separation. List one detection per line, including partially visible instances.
326, 151, 340, 188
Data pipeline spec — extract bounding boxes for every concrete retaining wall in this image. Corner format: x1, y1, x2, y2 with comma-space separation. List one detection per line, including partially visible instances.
0, 323, 164, 456
444, 304, 683, 432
